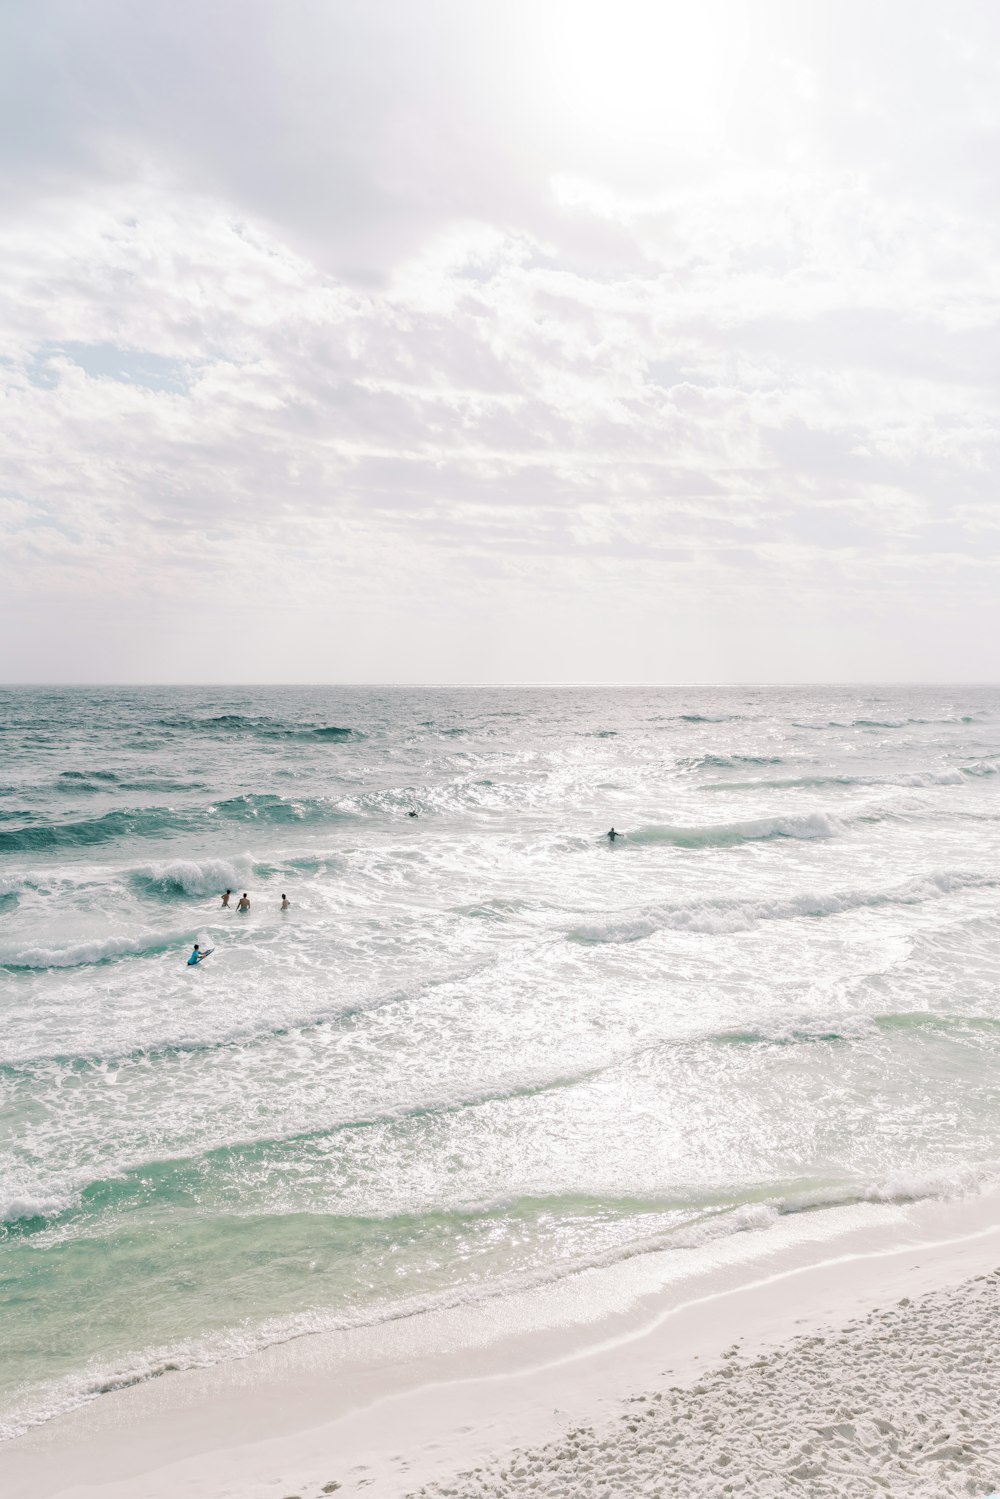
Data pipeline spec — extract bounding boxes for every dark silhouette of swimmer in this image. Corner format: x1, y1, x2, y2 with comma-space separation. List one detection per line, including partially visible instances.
407, 810, 418, 818
607, 828, 620, 842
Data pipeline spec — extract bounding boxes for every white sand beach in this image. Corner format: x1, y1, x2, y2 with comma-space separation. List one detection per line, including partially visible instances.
4, 1189, 1000, 1499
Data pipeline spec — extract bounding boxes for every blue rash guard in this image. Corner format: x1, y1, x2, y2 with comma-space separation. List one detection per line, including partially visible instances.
187, 949, 201, 966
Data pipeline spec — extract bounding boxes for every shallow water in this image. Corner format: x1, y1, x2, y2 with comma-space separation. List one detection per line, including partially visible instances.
2, 683, 1000, 1435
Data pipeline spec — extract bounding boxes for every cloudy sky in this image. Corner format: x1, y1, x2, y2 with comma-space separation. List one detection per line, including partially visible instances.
2, 0, 999, 683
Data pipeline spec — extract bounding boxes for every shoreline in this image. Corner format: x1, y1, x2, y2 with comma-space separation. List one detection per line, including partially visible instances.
4, 1187, 1000, 1498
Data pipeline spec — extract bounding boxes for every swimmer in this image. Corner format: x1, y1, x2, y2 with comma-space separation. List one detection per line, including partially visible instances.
220, 889, 231, 908
407, 810, 418, 818
607, 827, 620, 843
187, 943, 212, 966
236, 892, 250, 912
280, 894, 290, 910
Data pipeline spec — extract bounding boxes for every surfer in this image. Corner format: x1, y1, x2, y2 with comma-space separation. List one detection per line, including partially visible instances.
607, 827, 620, 843
407, 810, 418, 818
280, 894, 290, 910
220, 889, 231, 908
187, 943, 210, 965
236, 892, 250, 912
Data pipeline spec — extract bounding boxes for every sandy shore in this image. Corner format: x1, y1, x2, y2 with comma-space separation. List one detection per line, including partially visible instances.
409, 1266, 1000, 1498
4, 1190, 1000, 1499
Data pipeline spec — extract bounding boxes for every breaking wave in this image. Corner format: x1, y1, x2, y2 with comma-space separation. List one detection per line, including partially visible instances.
127, 855, 257, 898
623, 812, 838, 848
0, 928, 209, 971
570, 870, 994, 944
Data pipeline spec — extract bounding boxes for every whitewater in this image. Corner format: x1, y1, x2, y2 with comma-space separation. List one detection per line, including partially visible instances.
2, 683, 1000, 1442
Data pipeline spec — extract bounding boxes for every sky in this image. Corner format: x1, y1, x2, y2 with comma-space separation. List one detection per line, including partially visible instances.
2, 0, 1000, 683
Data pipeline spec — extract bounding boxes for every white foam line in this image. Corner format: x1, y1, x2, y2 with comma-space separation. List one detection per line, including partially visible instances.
513, 1216, 1000, 1383
325, 1214, 1000, 1408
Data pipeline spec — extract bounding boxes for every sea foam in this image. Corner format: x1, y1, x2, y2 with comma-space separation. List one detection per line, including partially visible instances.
570, 870, 993, 944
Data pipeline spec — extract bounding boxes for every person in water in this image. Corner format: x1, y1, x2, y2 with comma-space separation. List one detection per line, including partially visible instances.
236, 892, 250, 912
607, 827, 620, 842
221, 889, 231, 908
280, 894, 290, 909
407, 810, 418, 818
187, 943, 208, 965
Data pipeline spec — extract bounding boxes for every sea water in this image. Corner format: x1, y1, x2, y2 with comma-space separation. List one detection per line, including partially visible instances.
2, 683, 1000, 1436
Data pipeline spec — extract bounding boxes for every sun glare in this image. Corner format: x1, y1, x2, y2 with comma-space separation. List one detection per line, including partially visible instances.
537, 0, 752, 148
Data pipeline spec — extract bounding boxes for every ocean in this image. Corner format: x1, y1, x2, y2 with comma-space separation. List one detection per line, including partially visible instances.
2, 683, 999, 1439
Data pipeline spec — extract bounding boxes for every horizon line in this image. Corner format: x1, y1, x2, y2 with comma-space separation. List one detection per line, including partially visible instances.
2, 680, 1000, 690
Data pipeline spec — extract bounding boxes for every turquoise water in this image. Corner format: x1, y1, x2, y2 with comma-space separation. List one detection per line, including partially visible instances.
3, 684, 1000, 1435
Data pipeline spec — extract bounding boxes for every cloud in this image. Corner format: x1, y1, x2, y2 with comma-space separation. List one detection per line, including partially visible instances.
2, 0, 1000, 680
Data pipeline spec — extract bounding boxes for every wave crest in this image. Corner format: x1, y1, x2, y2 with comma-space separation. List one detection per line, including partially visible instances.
0, 808, 176, 853
128, 856, 255, 898
0, 929, 200, 971
570, 869, 993, 944
625, 812, 838, 848
156, 714, 360, 741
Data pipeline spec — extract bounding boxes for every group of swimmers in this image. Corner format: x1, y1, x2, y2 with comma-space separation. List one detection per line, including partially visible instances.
218, 888, 291, 911
186, 888, 292, 966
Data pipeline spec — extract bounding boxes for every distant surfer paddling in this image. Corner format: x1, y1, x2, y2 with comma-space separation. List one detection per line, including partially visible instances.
187, 943, 212, 965
606, 827, 620, 843
236, 892, 250, 912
